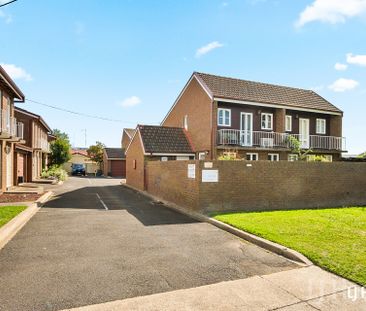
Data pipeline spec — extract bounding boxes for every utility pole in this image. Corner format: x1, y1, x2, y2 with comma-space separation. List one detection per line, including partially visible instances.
82, 129, 87, 148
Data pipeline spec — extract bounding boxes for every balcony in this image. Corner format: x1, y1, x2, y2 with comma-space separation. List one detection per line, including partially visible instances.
0, 110, 24, 141
217, 129, 346, 151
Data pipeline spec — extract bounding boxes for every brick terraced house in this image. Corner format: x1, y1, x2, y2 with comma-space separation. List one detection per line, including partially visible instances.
162, 72, 345, 162
14, 107, 54, 184
125, 125, 195, 190
0, 66, 25, 192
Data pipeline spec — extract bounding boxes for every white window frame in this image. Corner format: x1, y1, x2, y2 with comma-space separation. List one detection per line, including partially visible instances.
316, 118, 326, 134
183, 115, 188, 130
261, 113, 273, 130
285, 115, 292, 132
268, 153, 279, 161
198, 152, 206, 160
218, 108, 231, 127
288, 154, 298, 162
246, 153, 258, 161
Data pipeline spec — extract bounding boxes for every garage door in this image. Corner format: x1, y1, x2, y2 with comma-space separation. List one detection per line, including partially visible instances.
110, 160, 126, 177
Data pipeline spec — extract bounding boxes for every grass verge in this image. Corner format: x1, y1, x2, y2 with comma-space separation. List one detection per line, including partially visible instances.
214, 207, 366, 286
0, 206, 28, 228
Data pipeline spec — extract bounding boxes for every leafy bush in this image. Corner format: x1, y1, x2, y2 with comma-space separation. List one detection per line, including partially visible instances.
41, 165, 68, 181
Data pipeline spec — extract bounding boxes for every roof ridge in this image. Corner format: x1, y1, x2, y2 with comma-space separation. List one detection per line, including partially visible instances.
195, 71, 315, 94
139, 124, 186, 130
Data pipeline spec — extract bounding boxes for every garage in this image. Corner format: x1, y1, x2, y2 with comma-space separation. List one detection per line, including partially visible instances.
103, 148, 126, 177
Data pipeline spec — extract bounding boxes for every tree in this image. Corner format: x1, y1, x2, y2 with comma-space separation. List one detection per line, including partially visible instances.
49, 129, 71, 166
286, 135, 312, 160
87, 141, 105, 166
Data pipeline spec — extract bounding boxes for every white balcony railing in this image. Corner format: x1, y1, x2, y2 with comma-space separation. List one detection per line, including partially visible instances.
217, 129, 346, 151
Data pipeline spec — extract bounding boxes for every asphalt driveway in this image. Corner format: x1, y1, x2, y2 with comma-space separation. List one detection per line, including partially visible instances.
0, 177, 297, 311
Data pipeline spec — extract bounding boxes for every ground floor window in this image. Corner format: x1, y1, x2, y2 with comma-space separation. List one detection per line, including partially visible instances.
268, 153, 279, 161
246, 153, 258, 161
288, 154, 298, 162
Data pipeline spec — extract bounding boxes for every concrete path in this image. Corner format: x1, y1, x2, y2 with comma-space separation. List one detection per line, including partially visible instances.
62, 266, 365, 311
0, 177, 297, 311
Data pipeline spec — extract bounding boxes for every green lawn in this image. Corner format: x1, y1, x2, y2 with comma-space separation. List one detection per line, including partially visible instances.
0, 205, 27, 228
214, 207, 366, 286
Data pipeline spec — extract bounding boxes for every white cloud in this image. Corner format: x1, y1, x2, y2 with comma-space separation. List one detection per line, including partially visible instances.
195, 41, 224, 58
0, 63, 32, 81
346, 53, 366, 66
119, 96, 141, 108
328, 78, 359, 92
0, 10, 12, 24
295, 0, 366, 28
334, 62, 348, 71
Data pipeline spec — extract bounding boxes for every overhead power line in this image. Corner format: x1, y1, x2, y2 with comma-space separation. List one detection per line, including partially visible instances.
0, 0, 17, 8
25, 98, 153, 124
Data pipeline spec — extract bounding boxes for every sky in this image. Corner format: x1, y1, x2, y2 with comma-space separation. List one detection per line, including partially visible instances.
0, 0, 365, 153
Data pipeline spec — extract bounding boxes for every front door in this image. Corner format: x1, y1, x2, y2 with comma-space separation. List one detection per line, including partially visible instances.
299, 118, 310, 149
240, 112, 253, 146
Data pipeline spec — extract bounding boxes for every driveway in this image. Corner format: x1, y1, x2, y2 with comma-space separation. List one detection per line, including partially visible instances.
0, 177, 297, 311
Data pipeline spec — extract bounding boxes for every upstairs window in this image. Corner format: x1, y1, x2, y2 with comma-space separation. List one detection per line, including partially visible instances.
285, 115, 292, 132
316, 118, 326, 134
261, 113, 273, 130
218, 108, 231, 127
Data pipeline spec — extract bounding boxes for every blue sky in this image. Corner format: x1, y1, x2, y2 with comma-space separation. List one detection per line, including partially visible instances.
0, 0, 365, 153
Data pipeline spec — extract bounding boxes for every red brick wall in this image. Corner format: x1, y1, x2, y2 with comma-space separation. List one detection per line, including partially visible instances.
144, 160, 366, 214
146, 161, 200, 211
126, 132, 145, 190
121, 132, 131, 149
162, 77, 213, 157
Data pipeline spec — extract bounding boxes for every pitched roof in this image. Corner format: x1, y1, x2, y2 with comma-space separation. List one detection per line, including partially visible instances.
195, 72, 342, 114
138, 125, 193, 154
123, 128, 135, 138
104, 148, 125, 159
71, 149, 88, 156
0, 65, 25, 101
14, 106, 52, 132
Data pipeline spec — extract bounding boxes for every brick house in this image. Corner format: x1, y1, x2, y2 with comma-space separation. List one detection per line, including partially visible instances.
0, 66, 25, 192
162, 72, 345, 162
125, 125, 195, 190
121, 128, 135, 149
14, 107, 54, 184
102, 148, 126, 177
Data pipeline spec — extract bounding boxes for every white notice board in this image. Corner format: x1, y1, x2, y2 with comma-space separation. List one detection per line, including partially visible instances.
188, 164, 196, 179
202, 170, 219, 182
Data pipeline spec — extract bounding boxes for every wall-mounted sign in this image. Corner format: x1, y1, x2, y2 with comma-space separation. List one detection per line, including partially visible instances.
188, 164, 196, 179
204, 162, 213, 168
202, 170, 218, 182
161, 157, 168, 161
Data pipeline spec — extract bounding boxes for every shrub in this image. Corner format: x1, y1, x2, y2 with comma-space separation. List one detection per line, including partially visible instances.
41, 165, 68, 181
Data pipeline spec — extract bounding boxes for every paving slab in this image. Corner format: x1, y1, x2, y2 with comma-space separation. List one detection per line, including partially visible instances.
62, 275, 300, 311
262, 265, 356, 301
308, 288, 366, 310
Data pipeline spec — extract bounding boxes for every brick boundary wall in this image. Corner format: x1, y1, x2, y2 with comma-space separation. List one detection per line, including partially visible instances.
145, 160, 366, 214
